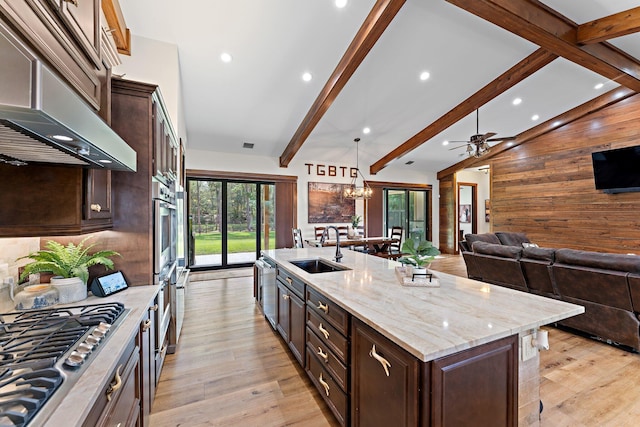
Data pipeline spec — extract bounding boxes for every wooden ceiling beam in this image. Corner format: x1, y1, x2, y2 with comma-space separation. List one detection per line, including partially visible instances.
436, 86, 637, 180
278, 0, 406, 168
577, 7, 640, 45
446, 0, 640, 92
369, 48, 557, 174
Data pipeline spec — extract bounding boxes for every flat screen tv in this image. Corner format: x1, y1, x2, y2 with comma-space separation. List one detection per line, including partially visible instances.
592, 145, 640, 194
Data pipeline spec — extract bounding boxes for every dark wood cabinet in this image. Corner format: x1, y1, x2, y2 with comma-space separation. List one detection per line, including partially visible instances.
0, 163, 113, 237
83, 335, 141, 427
152, 93, 178, 186
139, 300, 157, 427
0, 0, 103, 108
431, 335, 518, 427
305, 286, 350, 426
275, 268, 306, 366
107, 78, 179, 286
351, 318, 420, 427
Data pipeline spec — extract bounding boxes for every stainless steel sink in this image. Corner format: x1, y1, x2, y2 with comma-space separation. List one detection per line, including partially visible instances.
289, 258, 351, 274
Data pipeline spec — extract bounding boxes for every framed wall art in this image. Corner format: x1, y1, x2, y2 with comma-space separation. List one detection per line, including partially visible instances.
308, 182, 355, 223
459, 204, 471, 223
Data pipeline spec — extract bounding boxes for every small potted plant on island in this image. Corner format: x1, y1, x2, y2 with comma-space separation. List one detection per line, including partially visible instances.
18, 237, 120, 304
349, 215, 362, 238
397, 238, 441, 276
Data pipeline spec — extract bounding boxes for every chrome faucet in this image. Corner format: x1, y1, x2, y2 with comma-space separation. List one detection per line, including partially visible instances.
322, 226, 343, 263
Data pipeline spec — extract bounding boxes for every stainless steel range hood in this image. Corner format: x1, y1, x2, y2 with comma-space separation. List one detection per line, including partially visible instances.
0, 22, 136, 172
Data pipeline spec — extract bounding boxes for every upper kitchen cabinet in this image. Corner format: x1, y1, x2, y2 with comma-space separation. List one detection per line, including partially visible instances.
0, 0, 103, 109
0, 163, 113, 237
152, 92, 178, 187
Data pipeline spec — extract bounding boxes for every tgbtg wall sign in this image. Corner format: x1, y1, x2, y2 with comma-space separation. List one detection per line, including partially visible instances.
304, 163, 357, 178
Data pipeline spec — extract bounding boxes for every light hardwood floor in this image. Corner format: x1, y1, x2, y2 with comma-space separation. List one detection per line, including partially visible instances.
151, 255, 640, 426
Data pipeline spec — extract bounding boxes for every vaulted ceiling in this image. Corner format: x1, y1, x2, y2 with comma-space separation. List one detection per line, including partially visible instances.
119, 0, 640, 175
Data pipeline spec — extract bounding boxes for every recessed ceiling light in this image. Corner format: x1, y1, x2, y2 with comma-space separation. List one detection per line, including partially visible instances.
419, 71, 430, 81
302, 72, 312, 82
362, 127, 371, 134
335, 0, 347, 8
531, 114, 539, 121
594, 82, 604, 90
552, 121, 562, 127
512, 97, 522, 106
442, 140, 449, 146
220, 52, 232, 63
50, 134, 74, 142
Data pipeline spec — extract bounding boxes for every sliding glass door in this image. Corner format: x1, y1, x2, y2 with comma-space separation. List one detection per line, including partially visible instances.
188, 178, 275, 269
384, 189, 429, 243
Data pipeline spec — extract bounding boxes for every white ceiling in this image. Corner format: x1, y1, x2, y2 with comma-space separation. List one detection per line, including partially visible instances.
119, 0, 640, 174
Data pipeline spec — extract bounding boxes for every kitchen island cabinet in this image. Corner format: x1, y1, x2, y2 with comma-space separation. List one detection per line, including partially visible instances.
261, 248, 584, 426
276, 267, 306, 366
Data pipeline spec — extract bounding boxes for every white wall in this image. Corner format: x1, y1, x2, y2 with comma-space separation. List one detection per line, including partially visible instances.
186, 149, 440, 247
113, 35, 184, 145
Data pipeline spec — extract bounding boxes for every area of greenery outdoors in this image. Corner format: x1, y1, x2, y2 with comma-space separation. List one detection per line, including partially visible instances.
194, 231, 275, 255
189, 180, 276, 255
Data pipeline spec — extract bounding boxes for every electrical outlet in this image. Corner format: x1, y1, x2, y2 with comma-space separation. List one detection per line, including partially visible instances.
521, 334, 537, 361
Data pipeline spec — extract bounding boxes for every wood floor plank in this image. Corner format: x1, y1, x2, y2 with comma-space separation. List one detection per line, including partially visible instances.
151, 254, 640, 426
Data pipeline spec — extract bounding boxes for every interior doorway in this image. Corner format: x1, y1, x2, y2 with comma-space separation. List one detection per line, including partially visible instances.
457, 182, 477, 249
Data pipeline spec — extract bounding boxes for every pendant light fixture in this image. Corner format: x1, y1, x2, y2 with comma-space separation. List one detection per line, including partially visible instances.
344, 137, 373, 199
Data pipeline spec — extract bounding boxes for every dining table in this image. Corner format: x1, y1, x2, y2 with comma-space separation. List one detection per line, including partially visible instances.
304, 236, 399, 256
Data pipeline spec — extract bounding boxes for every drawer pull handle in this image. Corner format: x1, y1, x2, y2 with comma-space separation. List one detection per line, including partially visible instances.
317, 301, 329, 314
106, 364, 123, 402
63, 0, 79, 6
282, 294, 290, 301
90, 203, 102, 212
369, 344, 391, 377
317, 347, 328, 362
142, 319, 152, 331
286, 277, 293, 285
318, 373, 330, 397
318, 323, 330, 340
151, 304, 159, 312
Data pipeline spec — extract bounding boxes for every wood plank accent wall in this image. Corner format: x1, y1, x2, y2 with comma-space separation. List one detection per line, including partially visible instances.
490, 93, 640, 254
439, 175, 456, 254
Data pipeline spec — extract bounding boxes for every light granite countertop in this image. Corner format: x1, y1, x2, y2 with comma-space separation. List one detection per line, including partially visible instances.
40, 284, 159, 427
263, 247, 584, 362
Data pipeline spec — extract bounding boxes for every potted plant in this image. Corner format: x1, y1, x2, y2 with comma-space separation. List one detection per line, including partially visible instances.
349, 215, 362, 237
18, 237, 120, 303
398, 238, 440, 275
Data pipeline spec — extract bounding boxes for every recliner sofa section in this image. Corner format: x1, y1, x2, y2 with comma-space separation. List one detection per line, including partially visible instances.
460, 233, 640, 351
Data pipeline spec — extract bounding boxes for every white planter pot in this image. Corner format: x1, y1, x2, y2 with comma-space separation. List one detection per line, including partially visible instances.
50, 276, 87, 303
412, 267, 428, 276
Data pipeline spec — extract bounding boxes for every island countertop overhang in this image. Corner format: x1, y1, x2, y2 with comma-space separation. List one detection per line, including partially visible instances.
262, 247, 584, 362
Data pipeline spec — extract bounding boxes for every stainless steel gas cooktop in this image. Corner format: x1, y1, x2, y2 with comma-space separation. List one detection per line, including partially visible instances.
0, 302, 127, 426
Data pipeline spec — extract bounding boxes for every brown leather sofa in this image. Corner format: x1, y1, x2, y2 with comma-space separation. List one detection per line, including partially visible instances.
460, 233, 640, 351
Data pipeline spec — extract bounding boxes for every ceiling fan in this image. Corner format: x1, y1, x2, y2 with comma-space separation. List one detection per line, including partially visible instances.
448, 109, 516, 158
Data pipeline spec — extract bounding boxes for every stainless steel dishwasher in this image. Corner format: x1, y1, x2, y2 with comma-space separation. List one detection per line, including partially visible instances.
255, 257, 276, 330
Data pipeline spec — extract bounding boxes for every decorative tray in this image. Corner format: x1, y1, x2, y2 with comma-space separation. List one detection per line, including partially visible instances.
395, 266, 440, 287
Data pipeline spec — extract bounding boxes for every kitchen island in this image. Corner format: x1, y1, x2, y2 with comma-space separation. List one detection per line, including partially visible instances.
261, 247, 583, 427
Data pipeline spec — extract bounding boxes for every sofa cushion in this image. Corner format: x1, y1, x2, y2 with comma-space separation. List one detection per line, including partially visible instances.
522, 246, 555, 262
495, 232, 530, 246
465, 233, 500, 246
472, 241, 522, 259
555, 249, 640, 273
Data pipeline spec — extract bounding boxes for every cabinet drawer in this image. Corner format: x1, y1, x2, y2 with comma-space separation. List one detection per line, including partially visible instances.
307, 327, 347, 392
277, 267, 304, 298
307, 309, 348, 363
307, 286, 349, 335
306, 348, 348, 427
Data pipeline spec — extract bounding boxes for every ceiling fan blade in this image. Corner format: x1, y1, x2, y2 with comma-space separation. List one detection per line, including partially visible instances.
448, 140, 469, 143
448, 144, 469, 151
486, 136, 517, 142
482, 132, 497, 140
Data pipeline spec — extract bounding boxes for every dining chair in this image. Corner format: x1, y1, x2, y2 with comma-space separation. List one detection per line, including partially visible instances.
292, 228, 304, 248
314, 226, 326, 240
386, 226, 404, 259
337, 225, 349, 238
